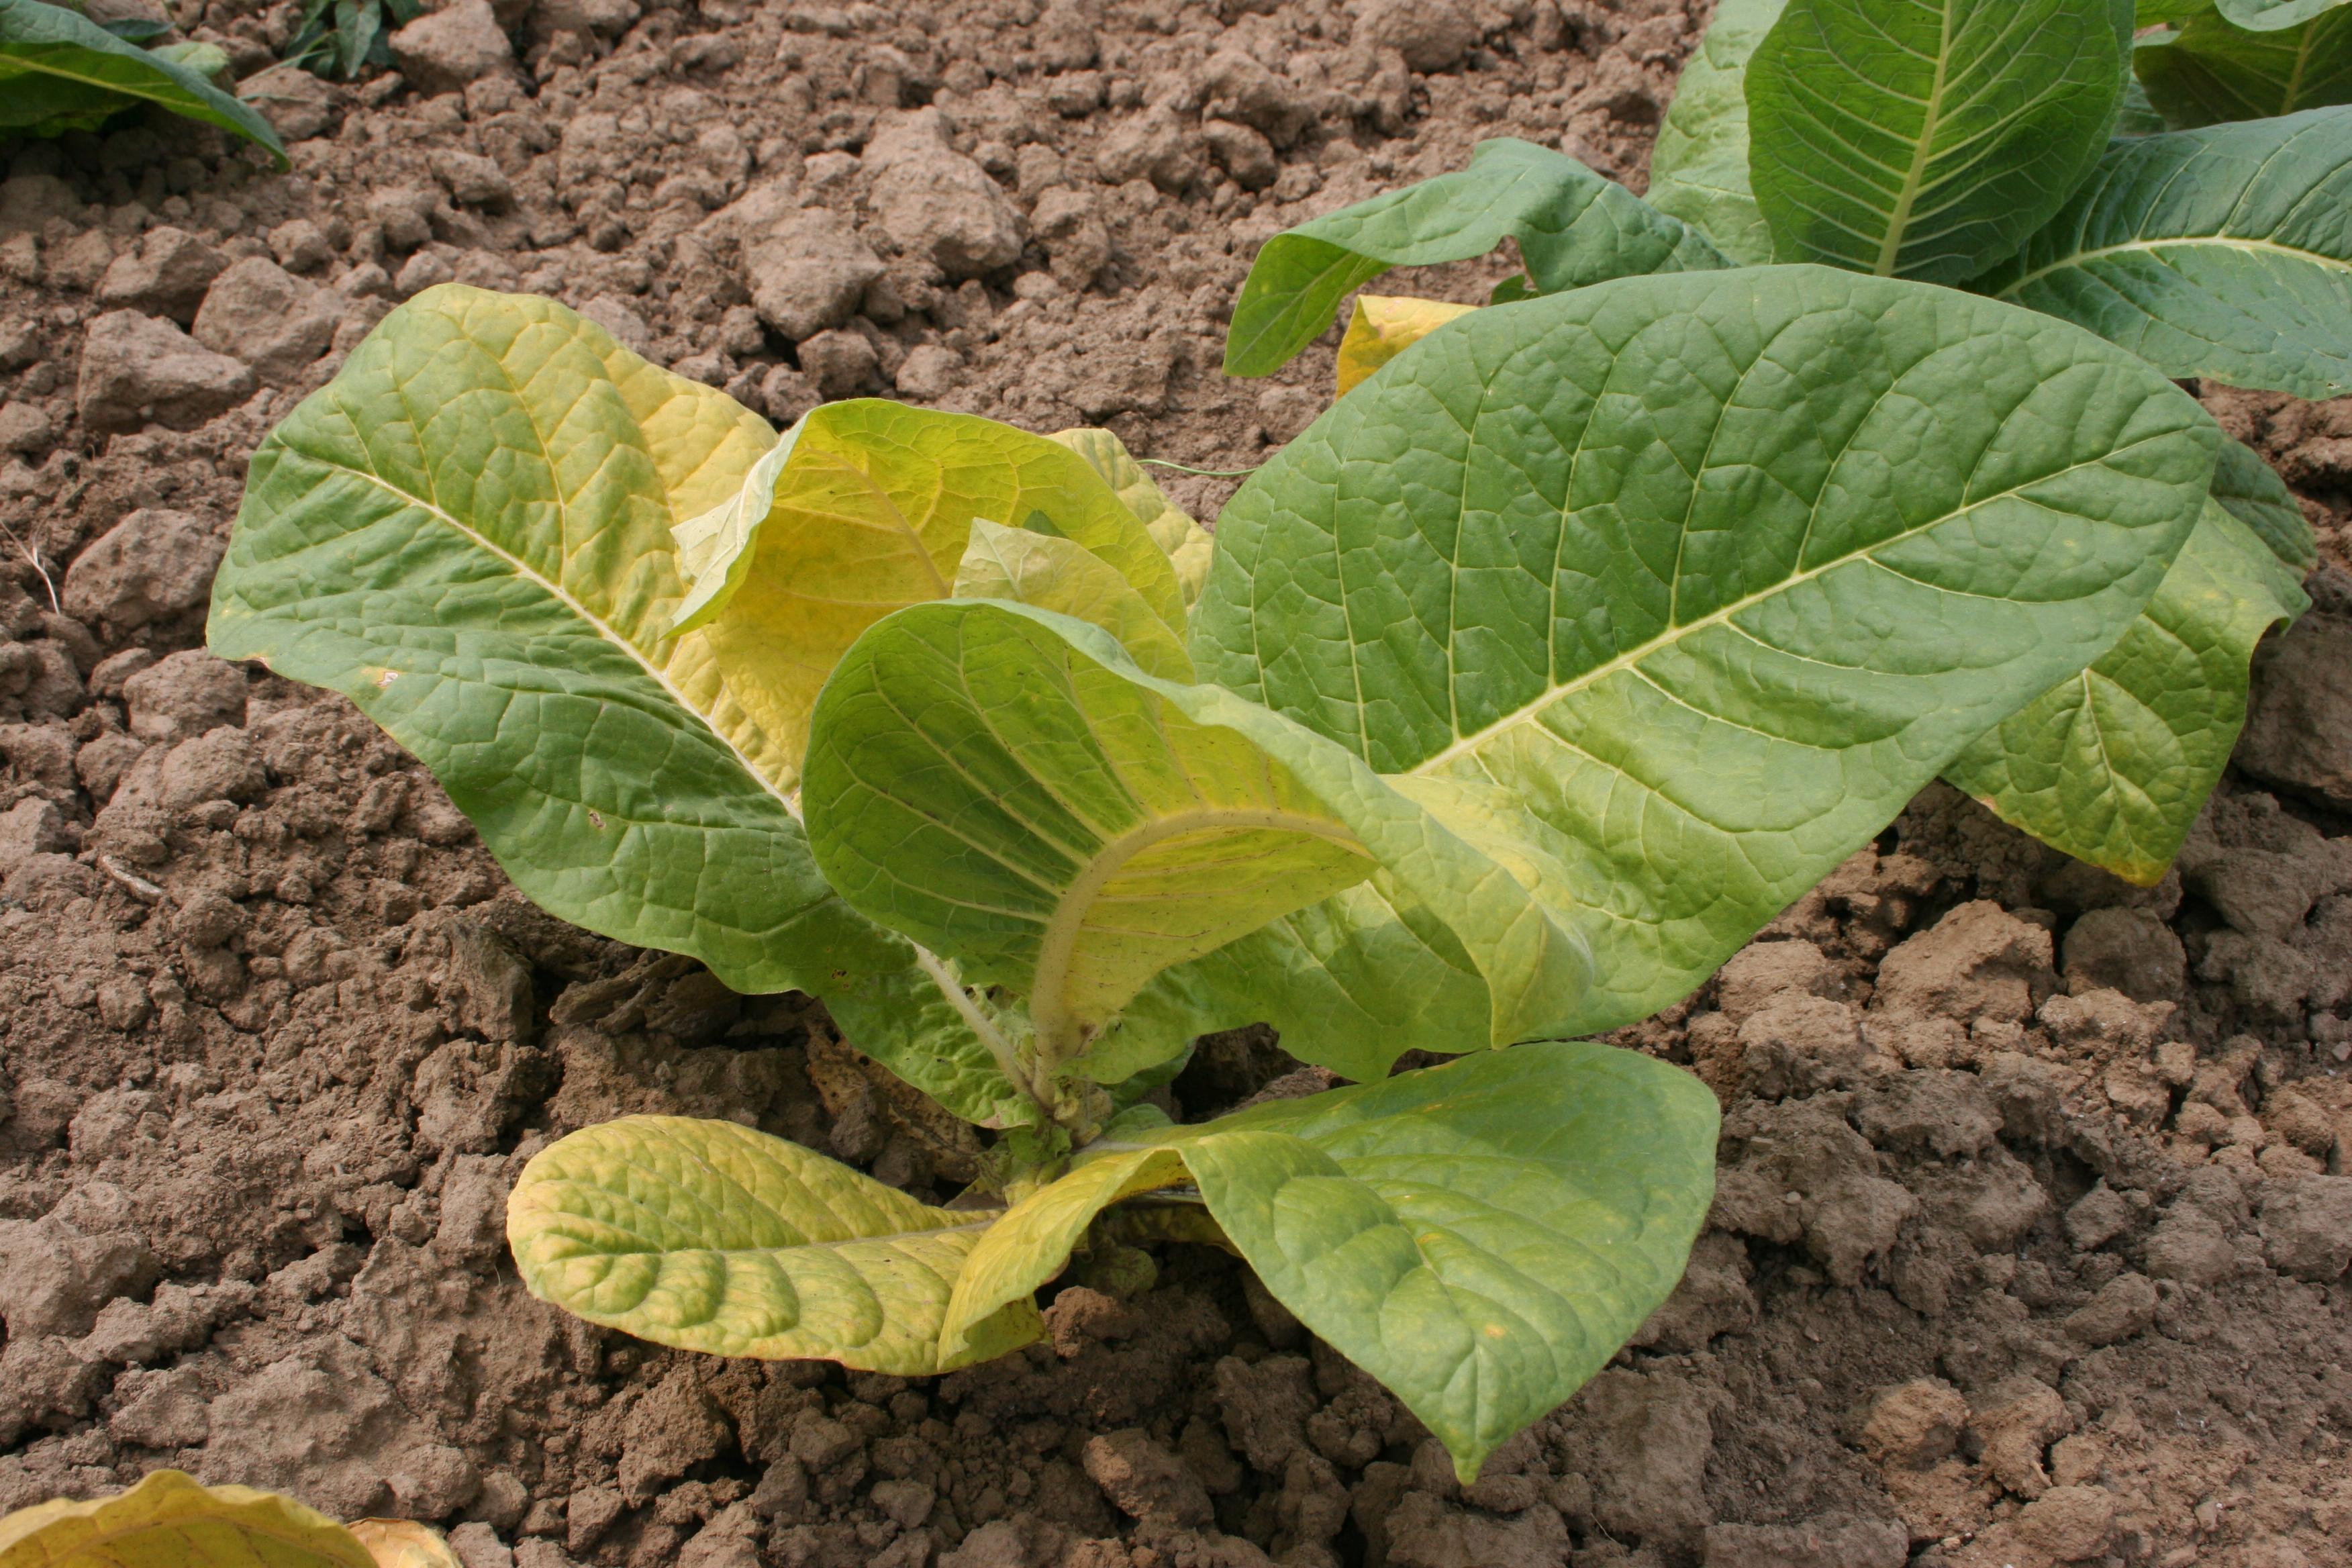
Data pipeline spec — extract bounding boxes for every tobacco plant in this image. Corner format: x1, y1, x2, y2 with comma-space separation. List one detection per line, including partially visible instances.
0, 0, 286, 162
208, 260, 2216, 1479
1233, 0, 2336, 890
0, 1469, 458, 1567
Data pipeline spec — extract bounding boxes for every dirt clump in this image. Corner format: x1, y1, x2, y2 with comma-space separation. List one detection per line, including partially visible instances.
6, 1, 2352, 1565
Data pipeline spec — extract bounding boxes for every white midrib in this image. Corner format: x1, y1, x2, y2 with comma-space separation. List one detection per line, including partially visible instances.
1026, 804, 1366, 1060
1410, 435, 2169, 778
1994, 233, 2352, 295
1874, 0, 1957, 277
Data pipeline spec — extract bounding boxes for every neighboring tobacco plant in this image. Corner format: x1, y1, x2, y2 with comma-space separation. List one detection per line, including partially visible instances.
1232, 0, 2337, 891
0, 1469, 458, 1567
0, 0, 286, 162
209, 268, 2217, 1477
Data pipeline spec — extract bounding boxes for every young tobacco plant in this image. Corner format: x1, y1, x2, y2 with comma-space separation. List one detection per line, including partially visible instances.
0, 0, 287, 163
0, 1469, 459, 1567
209, 264, 2216, 1478
1231, 0, 2337, 890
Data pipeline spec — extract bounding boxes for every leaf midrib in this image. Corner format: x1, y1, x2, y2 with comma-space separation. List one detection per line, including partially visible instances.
1876, 0, 1958, 275
1407, 430, 2183, 779
1994, 232, 2352, 295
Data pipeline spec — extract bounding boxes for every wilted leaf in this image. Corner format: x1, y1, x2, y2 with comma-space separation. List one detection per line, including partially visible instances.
0, 1469, 372, 1568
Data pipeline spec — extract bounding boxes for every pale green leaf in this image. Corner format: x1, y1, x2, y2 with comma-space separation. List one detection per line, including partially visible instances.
0, 1469, 373, 1568
800, 601, 1596, 1062
669, 400, 1180, 786
1223, 137, 1728, 377
204, 286, 1042, 1131
2135, 6, 2352, 126
955, 518, 1193, 681
1046, 427, 1217, 609
2210, 435, 2317, 568
1747, 0, 2133, 282
946, 1043, 1718, 1483
1943, 500, 2308, 884
1976, 108, 2352, 398
507, 1114, 1042, 1372
1190, 266, 2218, 1048
1647, 0, 1786, 264
0, 0, 285, 158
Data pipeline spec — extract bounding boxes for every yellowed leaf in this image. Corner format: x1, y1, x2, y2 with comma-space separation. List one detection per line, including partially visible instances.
1334, 294, 1479, 395
0, 1470, 373, 1568
346, 1521, 460, 1568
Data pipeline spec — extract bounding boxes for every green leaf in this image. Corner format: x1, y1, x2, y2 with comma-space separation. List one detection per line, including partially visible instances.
1943, 501, 2308, 883
1190, 266, 2219, 1046
1648, 0, 1786, 264
802, 600, 1592, 1065
1223, 137, 1729, 377
0, 0, 287, 160
2218, 0, 2351, 29
507, 1114, 1042, 1372
1975, 109, 2352, 399
0, 1469, 375, 1568
946, 1042, 1719, 1482
209, 285, 879, 997
1046, 427, 1217, 609
2135, 5, 2352, 126
2140, 0, 2216, 18
955, 518, 1193, 681
670, 400, 1181, 788
207, 287, 1042, 1130
2210, 435, 2317, 567
1745, 0, 2132, 282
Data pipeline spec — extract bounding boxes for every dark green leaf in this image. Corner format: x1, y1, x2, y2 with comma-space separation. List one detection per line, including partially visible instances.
1746, 0, 2133, 281
1976, 108, 2352, 398
1648, 0, 1785, 263
1222, 137, 1727, 377
0, 0, 287, 161
2136, 5, 2352, 126
2210, 436, 2316, 567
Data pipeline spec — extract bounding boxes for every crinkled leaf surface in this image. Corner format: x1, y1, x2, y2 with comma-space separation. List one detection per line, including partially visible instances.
1336, 295, 1481, 396
1647, 0, 1786, 264
1224, 138, 1728, 377
2210, 435, 2318, 568
1976, 109, 2352, 399
1191, 266, 2218, 1046
955, 518, 1192, 680
1944, 501, 2306, 884
205, 287, 1038, 1132
671, 400, 1180, 788
1746, 0, 2131, 283
507, 1115, 1041, 1371
1047, 427, 1217, 609
2135, 7, 2352, 127
0, 0, 285, 156
0, 1469, 371, 1568
946, 1044, 1718, 1482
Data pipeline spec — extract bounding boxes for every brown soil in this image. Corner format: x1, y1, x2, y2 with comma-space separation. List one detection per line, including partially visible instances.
5, 3, 2352, 1567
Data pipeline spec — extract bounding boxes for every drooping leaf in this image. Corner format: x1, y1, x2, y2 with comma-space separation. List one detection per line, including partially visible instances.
955, 518, 1193, 680
1190, 266, 2218, 1046
1224, 137, 1729, 377
1647, 0, 1787, 264
670, 400, 1180, 785
1335, 295, 1480, 396
0, 0, 287, 160
204, 286, 1041, 1130
1047, 427, 1217, 609
2218, 0, 2351, 28
1975, 108, 2352, 399
2135, 5, 2352, 126
802, 601, 1594, 1061
2210, 435, 2317, 568
1943, 501, 2308, 883
0, 1469, 374, 1568
344, 1521, 460, 1568
2116, 71, 2172, 136
1745, 0, 2133, 282
946, 1043, 1719, 1483
507, 1115, 1042, 1371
